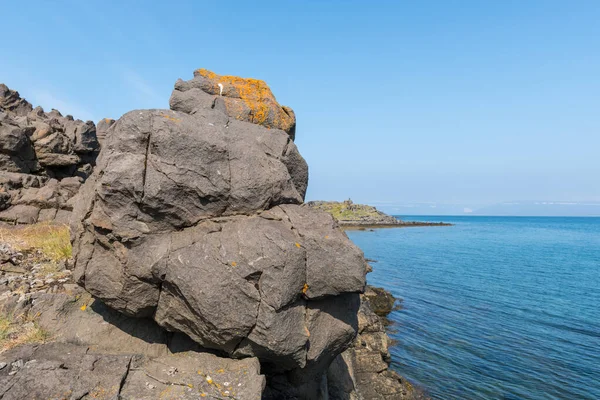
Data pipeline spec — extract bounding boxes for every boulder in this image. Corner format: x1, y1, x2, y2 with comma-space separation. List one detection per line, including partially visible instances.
171, 68, 297, 139
71, 70, 366, 392
364, 285, 398, 316
0, 342, 133, 400
0, 289, 266, 400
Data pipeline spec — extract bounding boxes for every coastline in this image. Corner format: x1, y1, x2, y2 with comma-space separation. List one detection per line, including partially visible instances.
341, 221, 453, 230
306, 200, 453, 229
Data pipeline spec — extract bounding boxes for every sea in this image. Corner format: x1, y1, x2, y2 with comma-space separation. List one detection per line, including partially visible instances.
346, 216, 600, 400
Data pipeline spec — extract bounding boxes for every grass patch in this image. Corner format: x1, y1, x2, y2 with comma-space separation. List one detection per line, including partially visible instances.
0, 222, 71, 262
0, 310, 51, 352
310, 202, 382, 221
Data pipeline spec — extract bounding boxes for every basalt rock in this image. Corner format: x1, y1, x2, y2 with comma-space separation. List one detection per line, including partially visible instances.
96, 117, 115, 146
0, 288, 266, 400
170, 68, 297, 139
0, 84, 99, 224
71, 69, 366, 398
326, 287, 428, 400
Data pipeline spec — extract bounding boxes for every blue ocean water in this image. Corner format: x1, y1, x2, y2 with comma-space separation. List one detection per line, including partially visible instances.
346, 216, 600, 400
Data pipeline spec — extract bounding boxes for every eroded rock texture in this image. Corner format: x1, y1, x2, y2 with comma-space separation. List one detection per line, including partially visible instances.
0, 84, 99, 224
171, 68, 297, 139
327, 288, 428, 400
71, 70, 366, 395
0, 289, 266, 400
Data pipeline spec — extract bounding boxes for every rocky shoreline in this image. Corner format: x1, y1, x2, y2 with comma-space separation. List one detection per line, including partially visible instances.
307, 200, 452, 229
0, 228, 426, 399
1, 70, 429, 399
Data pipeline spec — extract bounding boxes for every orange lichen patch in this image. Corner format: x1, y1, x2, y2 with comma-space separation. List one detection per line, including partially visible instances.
196, 68, 217, 80
295, 242, 301, 248
194, 68, 294, 132
231, 261, 237, 267
80, 304, 87, 311
160, 387, 172, 397
88, 386, 115, 398
200, 394, 207, 398
302, 283, 309, 294
161, 114, 180, 123
216, 368, 225, 373
103, 118, 112, 123
324, 235, 329, 239
304, 326, 311, 338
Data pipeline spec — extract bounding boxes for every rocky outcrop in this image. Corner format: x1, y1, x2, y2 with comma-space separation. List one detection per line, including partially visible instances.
0, 69, 426, 399
327, 287, 427, 400
0, 289, 265, 399
307, 200, 452, 228
0, 84, 99, 224
70, 69, 366, 398
170, 68, 296, 139
96, 117, 115, 146
0, 235, 265, 399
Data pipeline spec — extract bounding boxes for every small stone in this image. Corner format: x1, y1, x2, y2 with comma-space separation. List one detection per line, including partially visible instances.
0, 362, 7, 370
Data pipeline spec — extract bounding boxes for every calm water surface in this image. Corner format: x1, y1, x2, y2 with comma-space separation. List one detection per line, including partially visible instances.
346, 216, 600, 400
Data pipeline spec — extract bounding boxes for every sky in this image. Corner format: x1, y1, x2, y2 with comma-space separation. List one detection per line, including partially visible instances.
2, 1, 599, 215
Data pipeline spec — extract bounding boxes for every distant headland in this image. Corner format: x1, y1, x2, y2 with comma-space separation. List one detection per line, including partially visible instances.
307, 200, 453, 229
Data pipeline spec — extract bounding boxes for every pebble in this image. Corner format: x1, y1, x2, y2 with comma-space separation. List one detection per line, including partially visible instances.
0, 242, 75, 300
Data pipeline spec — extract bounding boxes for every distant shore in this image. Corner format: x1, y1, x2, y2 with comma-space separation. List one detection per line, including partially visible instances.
342, 221, 453, 230
306, 200, 453, 229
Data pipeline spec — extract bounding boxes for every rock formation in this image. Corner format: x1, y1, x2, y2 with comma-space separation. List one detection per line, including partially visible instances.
0, 84, 99, 224
327, 287, 426, 400
70, 69, 367, 397
170, 68, 296, 139
0, 70, 424, 399
307, 200, 452, 228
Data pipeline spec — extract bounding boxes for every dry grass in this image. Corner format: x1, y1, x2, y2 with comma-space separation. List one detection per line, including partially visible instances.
0, 310, 51, 352
0, 222, 71, 262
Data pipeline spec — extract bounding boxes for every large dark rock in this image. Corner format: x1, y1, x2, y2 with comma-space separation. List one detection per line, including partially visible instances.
71, 70, 366, 396
0, 288, 266, 400
0, 342, 133, 400
0, 85, 100, 224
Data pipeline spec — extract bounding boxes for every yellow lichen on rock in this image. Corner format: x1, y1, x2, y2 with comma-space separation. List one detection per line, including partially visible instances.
192, 68, 296, 136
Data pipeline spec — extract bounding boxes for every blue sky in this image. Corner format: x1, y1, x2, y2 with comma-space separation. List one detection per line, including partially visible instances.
2, 1, 599, 214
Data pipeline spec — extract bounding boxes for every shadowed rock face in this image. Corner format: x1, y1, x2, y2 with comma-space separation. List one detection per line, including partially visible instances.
71, 70, 366, 391
170, 68, 297, 139
0, 84, 99, 224
0, 293, 266, 400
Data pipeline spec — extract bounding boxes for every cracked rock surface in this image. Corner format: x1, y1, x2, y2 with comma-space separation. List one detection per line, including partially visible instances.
70, 70, 367, 389
0, 285, 266, 400
0, 84, 99, 224
170, 68, 297, 139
